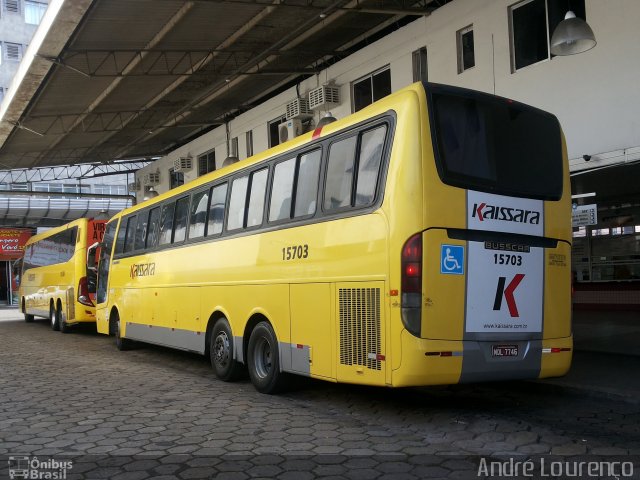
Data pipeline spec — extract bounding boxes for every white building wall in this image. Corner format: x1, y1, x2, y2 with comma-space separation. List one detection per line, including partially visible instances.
0, 1, 46, 92
137, 0, 640, 200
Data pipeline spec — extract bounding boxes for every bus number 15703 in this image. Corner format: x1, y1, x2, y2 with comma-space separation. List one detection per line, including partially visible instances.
494, 253, 522, 266
282, 245, 309, 260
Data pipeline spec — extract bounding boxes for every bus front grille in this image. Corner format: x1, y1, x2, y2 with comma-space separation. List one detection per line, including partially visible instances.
338, 287, 381, 371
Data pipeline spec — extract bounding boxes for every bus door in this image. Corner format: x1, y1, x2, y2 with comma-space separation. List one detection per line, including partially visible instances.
95, 221, 117, 335
84, 220, 106, 305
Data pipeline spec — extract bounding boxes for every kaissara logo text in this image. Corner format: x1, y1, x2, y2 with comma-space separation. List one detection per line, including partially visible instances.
130, 263, 155, 278
472, 202, 540, 225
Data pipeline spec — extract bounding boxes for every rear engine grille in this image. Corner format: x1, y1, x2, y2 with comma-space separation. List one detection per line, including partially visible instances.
339, 288, 381, 370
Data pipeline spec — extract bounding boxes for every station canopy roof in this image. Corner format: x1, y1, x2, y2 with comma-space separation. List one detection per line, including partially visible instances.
0, 0, 451, 171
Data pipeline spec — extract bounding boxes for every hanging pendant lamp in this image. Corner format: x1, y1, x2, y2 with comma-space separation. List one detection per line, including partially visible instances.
550, 11, 596, 56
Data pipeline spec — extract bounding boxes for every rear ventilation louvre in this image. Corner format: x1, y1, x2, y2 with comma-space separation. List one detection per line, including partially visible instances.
339, 288, 381, 371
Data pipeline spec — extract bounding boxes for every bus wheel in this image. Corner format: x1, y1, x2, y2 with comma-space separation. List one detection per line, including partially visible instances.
113, 313, 133, 351
59, 303, 71, 334
210, 318, 244, 381
50, 302, 60, 331
247, 321, 288, 394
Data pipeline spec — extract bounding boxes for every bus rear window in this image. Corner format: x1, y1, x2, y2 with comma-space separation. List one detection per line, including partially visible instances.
429, 87, 563, 200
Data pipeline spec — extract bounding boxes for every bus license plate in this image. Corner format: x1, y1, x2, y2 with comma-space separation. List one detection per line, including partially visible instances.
492, 345, 518, 357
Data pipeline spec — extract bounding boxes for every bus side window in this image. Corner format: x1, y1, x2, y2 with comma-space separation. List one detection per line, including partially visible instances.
114, 219, 127, 254
146, 207, 161, 248
324, 136, 357, 212
158, 202, 176, 246
294, 149, 321, 217
227, 176, 248, 231
134, 210, 149, 251
173, 196, 190, 243
123, 216, 137, 253
355, 125, 387, 206
207, 183, 227, 236
188, 189, 210, 240
269, 158, 295, 222
247, 168, 268, 228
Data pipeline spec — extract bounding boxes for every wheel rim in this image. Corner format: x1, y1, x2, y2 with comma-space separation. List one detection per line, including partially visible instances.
115, 318, 121, 340
50, 306, 56, 326
214, 331, 230, 368
253, 336, 272, 379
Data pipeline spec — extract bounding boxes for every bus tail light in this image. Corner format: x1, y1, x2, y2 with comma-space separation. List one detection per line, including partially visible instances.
401, 233, 422, 337
78, 276, 94, 307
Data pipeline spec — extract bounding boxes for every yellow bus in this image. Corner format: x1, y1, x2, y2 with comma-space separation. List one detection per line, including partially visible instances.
20, 218, 106, 333
95, 82, 572, 393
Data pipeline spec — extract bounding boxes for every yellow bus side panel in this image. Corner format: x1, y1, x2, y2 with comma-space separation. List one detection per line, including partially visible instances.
290, 283, 334, 380
543, 241, 572, 339
200, 284, 291, 344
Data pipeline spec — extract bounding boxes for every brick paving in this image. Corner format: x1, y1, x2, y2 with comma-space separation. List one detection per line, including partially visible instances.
1, 310, 639, 479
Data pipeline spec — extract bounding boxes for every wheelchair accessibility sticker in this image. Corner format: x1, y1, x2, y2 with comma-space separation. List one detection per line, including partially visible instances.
441, 244, 464, 275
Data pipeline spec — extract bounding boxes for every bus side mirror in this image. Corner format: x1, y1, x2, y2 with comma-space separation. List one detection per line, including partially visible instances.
87, 242, 100, 271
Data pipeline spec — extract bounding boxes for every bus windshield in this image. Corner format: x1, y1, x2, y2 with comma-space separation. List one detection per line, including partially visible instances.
429, 85, 563, 201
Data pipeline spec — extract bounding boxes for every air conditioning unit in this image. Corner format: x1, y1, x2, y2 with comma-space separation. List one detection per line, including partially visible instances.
278, 119, 303, 143
128, 179, 141, 192
309, 84, 341, 110
285, 97, 312, 120
143, 172, 160, 186
173, 157, 193, 173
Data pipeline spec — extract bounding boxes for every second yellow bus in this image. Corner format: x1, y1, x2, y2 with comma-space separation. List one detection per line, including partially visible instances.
20, 218, 106, 333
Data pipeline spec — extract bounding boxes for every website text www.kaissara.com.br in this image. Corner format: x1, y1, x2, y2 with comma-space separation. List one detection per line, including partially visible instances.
483, 323, 528, 329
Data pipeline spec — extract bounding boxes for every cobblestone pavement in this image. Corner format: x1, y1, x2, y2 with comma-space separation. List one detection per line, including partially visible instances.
1, 315, 639, 479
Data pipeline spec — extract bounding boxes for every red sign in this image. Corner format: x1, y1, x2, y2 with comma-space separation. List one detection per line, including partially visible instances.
0, 228, 33, 261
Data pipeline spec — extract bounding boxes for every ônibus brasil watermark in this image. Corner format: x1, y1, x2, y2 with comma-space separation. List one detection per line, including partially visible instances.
478, 457, 634, 478
7, 456, 72, 480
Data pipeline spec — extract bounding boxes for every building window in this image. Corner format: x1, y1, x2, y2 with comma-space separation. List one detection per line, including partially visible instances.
169, 168, 184, 189
412, 47, 428, 83
246, 130, 253, 157
509, 0, 586, 72
3, 0, 20, 14
4, 43, 22, 62
197, 150, 215, 176
351, 67, 391, 113
268, 115, 286, 148
231, 137, 239, 157
24, 0, 46, 24
457, 25, 475, 73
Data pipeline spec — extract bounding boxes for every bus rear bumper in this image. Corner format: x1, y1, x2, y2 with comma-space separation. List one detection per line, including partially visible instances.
392, 330, 572, 387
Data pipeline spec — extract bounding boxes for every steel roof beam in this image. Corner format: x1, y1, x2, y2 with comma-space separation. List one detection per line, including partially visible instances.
0, 160, 151, 183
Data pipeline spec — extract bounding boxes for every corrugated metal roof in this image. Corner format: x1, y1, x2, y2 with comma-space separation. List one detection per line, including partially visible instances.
0, 0, 451, 170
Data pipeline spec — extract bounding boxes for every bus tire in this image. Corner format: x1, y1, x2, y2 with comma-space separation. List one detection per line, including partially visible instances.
113, 312, 133, 351
59, 303, 71, 334
247, 321, 288, 394
210, 318, 244, 381
50, 302, 60, 331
